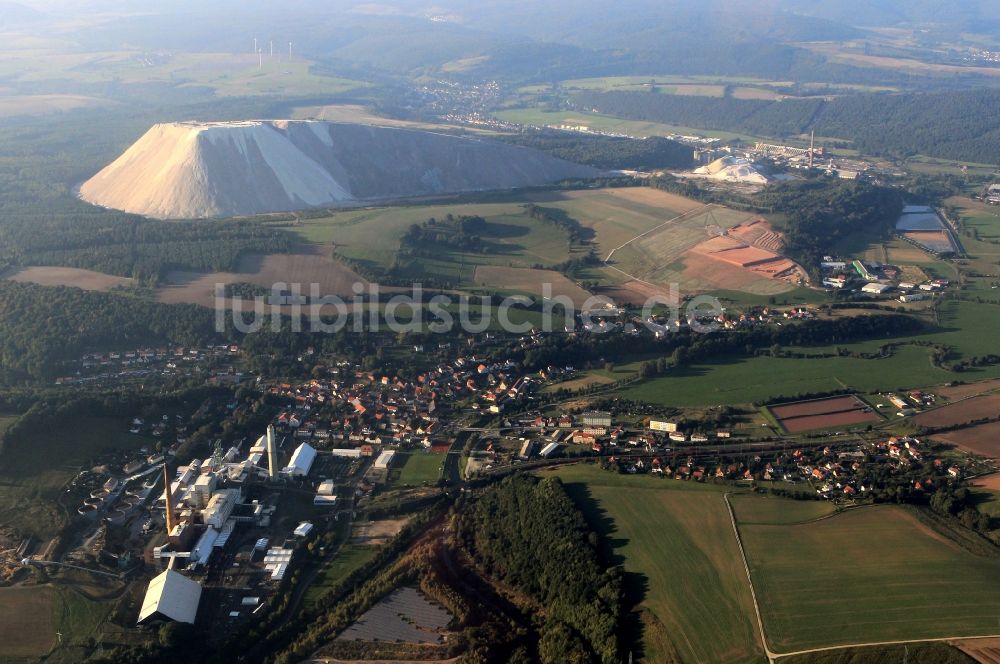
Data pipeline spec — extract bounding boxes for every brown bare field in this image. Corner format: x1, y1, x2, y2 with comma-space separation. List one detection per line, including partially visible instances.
954, 636, 1000, 664
4, 265, 133, 291
972, 473, 1000, 490
704, 245, 784, 267
670, 217, 802, 291
352, 517, 410, 545
771, 395, 881, 433
912, 393, 1000, 428
472, 266, 593, 307
781, 409, 882, 433
771, 395, 867, 419
730, 87, 782, 100
0, 586, 56, 657
157, 245, 367, 307
938, 379, 1000, 401
677, 252, 795, 294
934, 422, 1000, 459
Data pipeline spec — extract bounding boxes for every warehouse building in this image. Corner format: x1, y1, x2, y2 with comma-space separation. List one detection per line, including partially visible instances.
137, 569, 202, 625
282, 442, 316, 477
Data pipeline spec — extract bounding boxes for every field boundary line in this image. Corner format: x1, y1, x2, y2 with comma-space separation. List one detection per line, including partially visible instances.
604, 203, 715, 262
723, 492, 777, 663
771, 633, 1000, 660
728, 494, 1000, 661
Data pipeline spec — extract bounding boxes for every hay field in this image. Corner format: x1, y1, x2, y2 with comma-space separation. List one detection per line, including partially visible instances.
552, 465, 763, 664
0, 586, 56, 658
4, 266, 133, 291
740, 505, 1000, 651
157, 245, 367, 307
472, 266, 593, 306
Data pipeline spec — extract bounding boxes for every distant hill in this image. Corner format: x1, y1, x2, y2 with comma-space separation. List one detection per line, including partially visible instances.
78, 120, 598, 219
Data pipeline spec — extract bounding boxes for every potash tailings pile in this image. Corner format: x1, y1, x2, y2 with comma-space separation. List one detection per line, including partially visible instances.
79, 120, 598, 219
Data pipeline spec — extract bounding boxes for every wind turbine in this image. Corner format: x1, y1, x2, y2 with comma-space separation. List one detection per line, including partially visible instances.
289, 41, 293, 60
258, 48, 263, 70
269, 40, 273, 57
253, 37, 257, 55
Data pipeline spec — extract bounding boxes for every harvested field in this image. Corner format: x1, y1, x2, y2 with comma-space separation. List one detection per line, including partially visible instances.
157, 245, 367, 308
770, 395, 880, 433
955, 636, 1000, 664
904, 230, 957, 254
934, 422, 1000, 459
598, 279, 679, 306
938, 379, 1000, 401
610, 209, 806, 295
912, 394, 1000, 428
0, 586, 56, 658
352, 518, 409, 545
472, 266, 593, 307
527, 187, 703, 254
4, 265, 133, 291
675, 252, 796, 295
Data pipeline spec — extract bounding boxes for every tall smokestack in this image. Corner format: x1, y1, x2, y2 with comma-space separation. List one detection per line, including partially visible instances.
809, 131, 815, 170
162, 463, 176, 535
266, 425, 278, 480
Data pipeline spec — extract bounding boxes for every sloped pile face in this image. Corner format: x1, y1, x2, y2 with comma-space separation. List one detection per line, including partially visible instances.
79, 120, 598, 219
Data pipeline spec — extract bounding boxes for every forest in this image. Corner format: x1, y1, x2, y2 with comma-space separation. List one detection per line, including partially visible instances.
0, 281, 222, 382
500, 131, 693, 170
456, 475, 623, 664
571, 88, 1000, 164
751, 179, 903, 270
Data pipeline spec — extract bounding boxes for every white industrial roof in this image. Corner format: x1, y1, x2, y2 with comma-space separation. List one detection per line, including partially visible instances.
374, 450, 395, 469
282, 442, 316, 476
137, 569, 202, 624
191, 527, 219, 566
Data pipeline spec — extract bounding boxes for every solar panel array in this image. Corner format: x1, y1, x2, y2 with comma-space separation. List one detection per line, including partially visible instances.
338, 586, 453, 644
